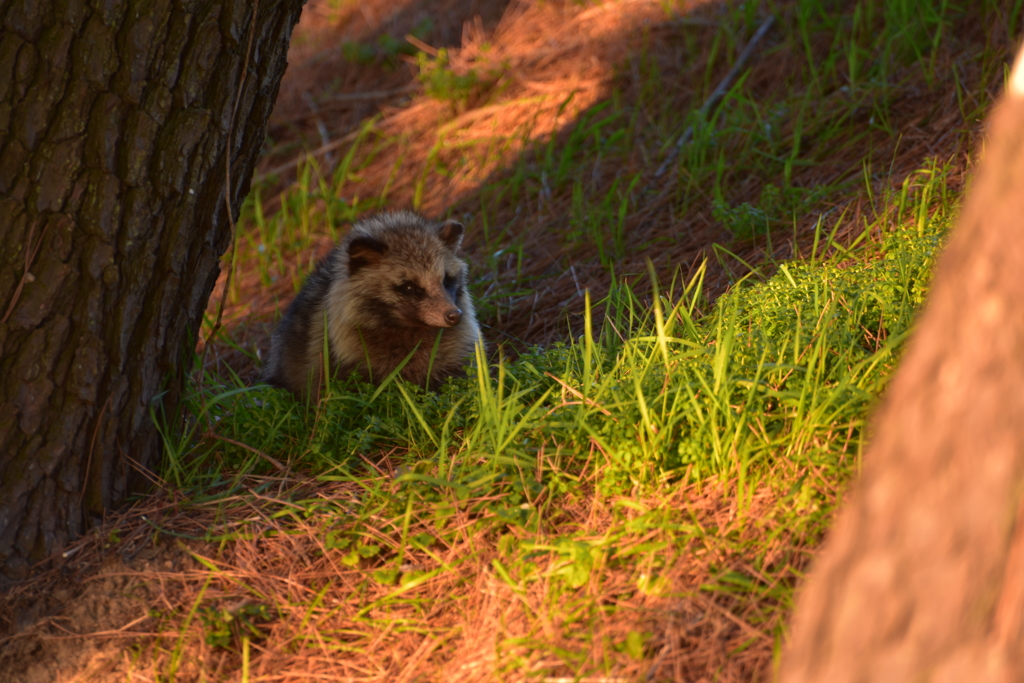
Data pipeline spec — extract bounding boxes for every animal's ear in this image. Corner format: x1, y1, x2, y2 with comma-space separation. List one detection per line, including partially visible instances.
348, 236, 387, 274
437, 220, 465, 253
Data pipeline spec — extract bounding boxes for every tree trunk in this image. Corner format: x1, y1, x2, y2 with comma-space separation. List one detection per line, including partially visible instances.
0, 0, 305, 581
780, 49, 1024, 682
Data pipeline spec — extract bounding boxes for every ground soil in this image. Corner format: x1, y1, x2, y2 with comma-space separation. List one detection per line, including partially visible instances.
0, 539, 195, 683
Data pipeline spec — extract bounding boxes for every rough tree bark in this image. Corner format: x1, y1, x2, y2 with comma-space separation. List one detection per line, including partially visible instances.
780, 48, 1024, 682
0, 0, 305, 581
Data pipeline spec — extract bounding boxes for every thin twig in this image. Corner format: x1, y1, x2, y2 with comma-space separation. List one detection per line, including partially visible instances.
569, 265, 584, 299
325, 82, 420, 103
655, 14, 775, 178
255, 127, 363, 182
281, 84, 419, 126
302, 90, 335, 167
694, 594, 771, 641
206, 432, 286, 472
358, 452, 390, 478
199, 0, 261, 377
668, 15, 721, 28
405, 34, 438, 57
644, 643, 672, 682
1, 218, 50, 325
544, 372, 613, 417
80, 394, 113, 505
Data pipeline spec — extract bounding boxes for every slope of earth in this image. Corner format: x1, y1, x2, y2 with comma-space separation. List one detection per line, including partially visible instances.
202, 0, 999, 378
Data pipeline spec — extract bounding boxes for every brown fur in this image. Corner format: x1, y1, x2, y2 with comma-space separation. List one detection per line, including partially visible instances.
262, 212, 480, 400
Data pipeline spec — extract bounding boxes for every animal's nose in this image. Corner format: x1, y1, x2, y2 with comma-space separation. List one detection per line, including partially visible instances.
444, 308, 462, 326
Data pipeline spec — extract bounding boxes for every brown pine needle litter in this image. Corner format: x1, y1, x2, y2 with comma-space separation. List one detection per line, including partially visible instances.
3, 0, 1020, 681
2, 473, 797, 681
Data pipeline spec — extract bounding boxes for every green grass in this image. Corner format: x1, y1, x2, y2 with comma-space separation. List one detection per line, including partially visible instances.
190, 156, 953, 487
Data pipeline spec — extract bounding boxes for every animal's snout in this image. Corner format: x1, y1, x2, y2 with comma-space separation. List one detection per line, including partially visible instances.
444, 308, 462, 326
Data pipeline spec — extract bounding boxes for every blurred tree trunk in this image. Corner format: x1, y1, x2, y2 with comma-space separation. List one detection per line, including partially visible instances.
0, 0, 305, 580
780, 51, 1024, 682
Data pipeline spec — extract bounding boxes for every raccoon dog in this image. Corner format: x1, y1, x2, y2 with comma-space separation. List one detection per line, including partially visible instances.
262, 212, 480, 400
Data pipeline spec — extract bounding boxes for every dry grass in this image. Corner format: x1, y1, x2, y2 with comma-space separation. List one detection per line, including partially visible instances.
1, 469, 814, 682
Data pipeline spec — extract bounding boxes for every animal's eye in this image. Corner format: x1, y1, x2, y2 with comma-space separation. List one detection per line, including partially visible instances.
398, 281, 422, 296
443, 274, 456, 289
